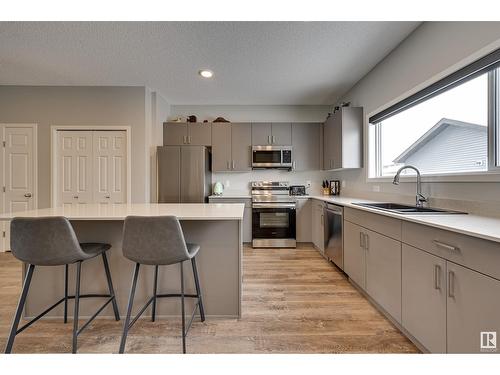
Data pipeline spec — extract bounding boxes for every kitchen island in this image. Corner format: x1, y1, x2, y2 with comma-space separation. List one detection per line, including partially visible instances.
0, 203, 244, 319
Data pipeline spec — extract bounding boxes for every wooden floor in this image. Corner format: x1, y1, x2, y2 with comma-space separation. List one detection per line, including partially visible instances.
0, 244, 418, 353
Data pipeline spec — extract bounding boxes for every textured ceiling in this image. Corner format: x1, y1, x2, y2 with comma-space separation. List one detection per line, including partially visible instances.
0, 22, 420, 105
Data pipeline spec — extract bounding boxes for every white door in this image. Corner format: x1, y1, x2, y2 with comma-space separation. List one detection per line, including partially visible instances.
57, 131, 93, 207
92, 131, 127, 205
1, 124, 37, 251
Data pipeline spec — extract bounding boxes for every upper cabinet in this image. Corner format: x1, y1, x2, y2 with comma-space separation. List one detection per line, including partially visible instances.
251, 123, 292, 145
212, 122, 252, 172
323, 107, 363, 170
291, 122, 321, 171
163, 122, 212, 146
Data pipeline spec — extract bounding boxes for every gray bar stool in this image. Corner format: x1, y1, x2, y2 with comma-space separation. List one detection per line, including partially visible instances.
119, 215, 205, 354
4, 216, 120, 354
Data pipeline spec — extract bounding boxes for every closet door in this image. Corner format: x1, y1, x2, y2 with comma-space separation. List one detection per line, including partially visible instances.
57, 131, 93, 207
92, 131, 127, 205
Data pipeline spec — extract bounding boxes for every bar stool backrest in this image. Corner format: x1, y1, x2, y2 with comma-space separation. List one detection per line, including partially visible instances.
122, 216, 191, 265
10, 216, 86, 266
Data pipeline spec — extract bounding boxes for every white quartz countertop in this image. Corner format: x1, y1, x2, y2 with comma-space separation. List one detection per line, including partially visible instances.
0, 203, 245, 221
309, 195, 500, 244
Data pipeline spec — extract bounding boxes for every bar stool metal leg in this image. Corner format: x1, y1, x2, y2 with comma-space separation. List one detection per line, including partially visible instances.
101, 253, 120, 321
4, 264, 35, 354
191, 257, 205, 322
64, 264, 69, 324
119, 263, 141, 354
180, 261, 186, 354
152, 265, 159, 322
72, 261, 82, 354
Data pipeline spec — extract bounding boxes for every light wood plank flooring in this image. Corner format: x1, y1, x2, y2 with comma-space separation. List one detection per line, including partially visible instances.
0, 244, 418, 353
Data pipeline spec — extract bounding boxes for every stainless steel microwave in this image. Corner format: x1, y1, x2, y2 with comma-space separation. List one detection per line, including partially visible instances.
252, 146, 293, 169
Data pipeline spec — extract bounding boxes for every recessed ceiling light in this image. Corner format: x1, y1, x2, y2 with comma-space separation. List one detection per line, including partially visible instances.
199, 69, 214, 78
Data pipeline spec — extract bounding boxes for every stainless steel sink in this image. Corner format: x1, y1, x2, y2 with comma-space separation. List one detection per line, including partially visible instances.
353, 202, 467, 215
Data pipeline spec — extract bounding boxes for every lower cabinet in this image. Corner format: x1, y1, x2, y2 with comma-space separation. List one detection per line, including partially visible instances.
447, 262, 500, 353
296, 199, 312, 242
208, 197, 252, 242
312, 200, 325, 253
402, 244, 447, 353
343, 220, 366, 289
365, 228, 401, 323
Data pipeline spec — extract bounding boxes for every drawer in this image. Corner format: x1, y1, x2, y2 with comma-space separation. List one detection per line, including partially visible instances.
402, 221, 500, 280
344, 207, 402, 241
208, 198, 251, 208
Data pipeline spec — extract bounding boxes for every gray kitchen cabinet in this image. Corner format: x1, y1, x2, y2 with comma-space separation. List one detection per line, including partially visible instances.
271, 123, 292, 145
208, 197, 252, 242
163, 122, 212, 145
251, 123, 292, 145
157, 146, 181, 202
212, 122, 252, 172
211, 123, 232, 171
291, 123, 321, 171
251, 122, 272, 145
312, 200, 325, 253
323, 107, 363, 170
365, 228, 402, 323
343, 220, 365, 289
446, 262, 500, 353
163, 122, 187, 145
402, 244, 447, 353
296, 199, 312, 242
188, 122, 212, 145
231, 123, 252, 171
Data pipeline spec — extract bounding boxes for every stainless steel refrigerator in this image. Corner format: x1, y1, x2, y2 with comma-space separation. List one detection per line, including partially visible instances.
157, 146, 212, 203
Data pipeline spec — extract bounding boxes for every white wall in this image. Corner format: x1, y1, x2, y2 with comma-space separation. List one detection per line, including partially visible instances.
0, 86, 152, 207
333, 22, 500, 213
171, 105, 332, 194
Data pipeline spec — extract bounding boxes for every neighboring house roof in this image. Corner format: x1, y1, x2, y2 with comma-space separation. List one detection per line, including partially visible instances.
393, 118, 487, 163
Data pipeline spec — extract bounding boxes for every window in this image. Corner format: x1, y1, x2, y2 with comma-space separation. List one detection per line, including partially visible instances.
369, 49, 500, 179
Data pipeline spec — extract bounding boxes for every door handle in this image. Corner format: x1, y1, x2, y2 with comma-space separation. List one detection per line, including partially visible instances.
448, 270, 455, 298
434, 264, 441, 290
188, 136, 191, 144
24, 193, 32, 198
268, 135, 271, 144
232, 160, 236, 169
364, 233, 369, 250
359, 232, 364, 248
321, 214, 324, 226
73, 196, 79, 199
183, 135, 187, 144
272, 135, 275, 144
292, 161, 296, 170
433, 240, 460, 253
227, 161, 230, 170
105, 195, 110, 199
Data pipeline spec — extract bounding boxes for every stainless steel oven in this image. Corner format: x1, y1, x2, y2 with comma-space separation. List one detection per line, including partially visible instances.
252, 146, 292, 169
251, 181, 296, 248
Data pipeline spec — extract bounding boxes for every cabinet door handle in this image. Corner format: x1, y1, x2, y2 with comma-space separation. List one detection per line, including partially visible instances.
433, 240, 460, 252
434, 264, 441, 290
359, 232, 364, 248
227, 161, 230, 170
292, 161, 296, 170
272, 135, 275, 144
232, 160, 235, 169
183, 135, 186, 144
73, 195, 79, 199
321, 214, 324, 226
24, 193, 32, 198
365, 233, 369, 250
268, 135, 271, 144
448, 270, 455, 298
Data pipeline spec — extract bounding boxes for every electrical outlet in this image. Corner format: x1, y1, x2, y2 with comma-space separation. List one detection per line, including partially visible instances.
372, 185, 380, 192
305, 180, 311, 188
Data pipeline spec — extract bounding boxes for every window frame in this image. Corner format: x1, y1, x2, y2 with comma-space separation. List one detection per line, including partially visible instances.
367, 60, 500, 183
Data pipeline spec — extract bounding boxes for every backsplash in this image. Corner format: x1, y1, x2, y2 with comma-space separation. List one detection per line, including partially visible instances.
212, 170, 336, 196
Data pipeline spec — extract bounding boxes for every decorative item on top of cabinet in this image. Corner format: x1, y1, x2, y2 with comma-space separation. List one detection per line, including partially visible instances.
323, 106, 363, 170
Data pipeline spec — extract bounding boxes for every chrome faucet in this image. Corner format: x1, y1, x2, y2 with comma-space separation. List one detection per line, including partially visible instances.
393, 165, 427, 208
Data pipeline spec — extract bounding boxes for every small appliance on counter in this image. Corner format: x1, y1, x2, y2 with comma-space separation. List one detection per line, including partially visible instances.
213, 181, 224, 195
330, 180, 341, 196
289, 185, 306, 196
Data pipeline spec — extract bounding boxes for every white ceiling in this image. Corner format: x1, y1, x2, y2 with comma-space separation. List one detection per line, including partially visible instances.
0, 22, 420, 105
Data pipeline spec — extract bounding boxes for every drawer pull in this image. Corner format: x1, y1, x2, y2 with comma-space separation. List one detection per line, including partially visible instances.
448, 270, 455, 298
433, 240, 459, 252
434, 264, 441, 290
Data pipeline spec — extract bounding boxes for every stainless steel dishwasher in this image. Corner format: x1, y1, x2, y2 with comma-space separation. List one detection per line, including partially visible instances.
324, 203, 343, 270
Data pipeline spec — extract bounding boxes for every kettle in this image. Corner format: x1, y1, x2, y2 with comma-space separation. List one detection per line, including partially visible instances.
213, 182, 224, 195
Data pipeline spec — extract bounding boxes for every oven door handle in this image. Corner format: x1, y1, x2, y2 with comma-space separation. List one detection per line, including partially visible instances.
252, 203, 296, 209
